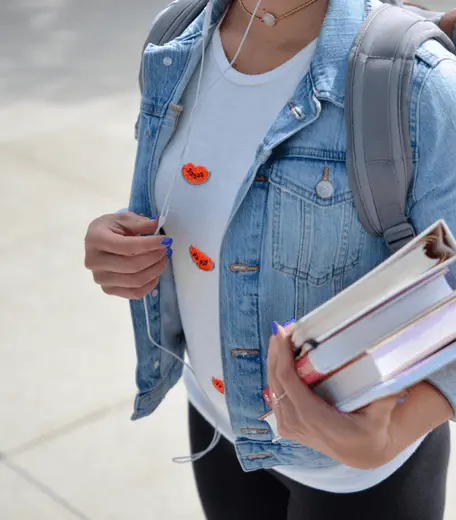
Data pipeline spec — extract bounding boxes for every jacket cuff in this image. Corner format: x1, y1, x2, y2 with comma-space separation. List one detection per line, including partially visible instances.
130, 357, 184, 421
427, 364, 456, 421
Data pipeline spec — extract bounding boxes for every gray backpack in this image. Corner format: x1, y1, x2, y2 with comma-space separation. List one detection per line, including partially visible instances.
139, 0, 456, 253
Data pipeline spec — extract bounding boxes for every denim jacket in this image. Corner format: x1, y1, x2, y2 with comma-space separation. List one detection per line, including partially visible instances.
128, 0, 456, 472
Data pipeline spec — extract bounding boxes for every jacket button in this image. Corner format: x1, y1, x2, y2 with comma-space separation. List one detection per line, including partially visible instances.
316, 180, 334, 199
163, 56, 173, 66
151, 289, 159, 298
290, 105, 305, 121
154, 360, 160, 369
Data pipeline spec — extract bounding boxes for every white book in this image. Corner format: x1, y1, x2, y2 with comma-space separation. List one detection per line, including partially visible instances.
291, 220, 456, 351
261, 341, 456, 439
338, 342, 456, 412
296, 273, 452, 380
260, 220, 456, 440
314, 293, 456, 404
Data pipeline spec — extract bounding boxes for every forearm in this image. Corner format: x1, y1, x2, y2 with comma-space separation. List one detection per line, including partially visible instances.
390, 382, 453, 453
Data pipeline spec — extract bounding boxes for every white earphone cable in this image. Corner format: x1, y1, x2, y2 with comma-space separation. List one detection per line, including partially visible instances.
142, 291, 222, 463
160, 0, 263, 224
144, 0, 264, 464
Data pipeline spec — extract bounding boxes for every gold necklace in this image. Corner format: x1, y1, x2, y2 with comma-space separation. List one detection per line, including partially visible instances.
238, 0, 320, 26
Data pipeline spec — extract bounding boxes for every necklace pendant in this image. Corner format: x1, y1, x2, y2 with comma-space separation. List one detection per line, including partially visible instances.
261, 12, 277, 26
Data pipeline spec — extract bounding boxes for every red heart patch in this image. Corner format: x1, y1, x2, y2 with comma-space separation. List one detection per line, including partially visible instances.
189, 246, 215, 271
212, 377, 225, 395
182, 163, 210, 185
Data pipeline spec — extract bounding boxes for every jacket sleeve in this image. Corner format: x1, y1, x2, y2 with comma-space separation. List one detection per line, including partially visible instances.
408, 53, 456, 419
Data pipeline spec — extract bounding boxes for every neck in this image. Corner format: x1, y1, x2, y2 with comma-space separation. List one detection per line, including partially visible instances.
244, 0, 310, 11
219, 0, 328, 74
227, 0, 328, 49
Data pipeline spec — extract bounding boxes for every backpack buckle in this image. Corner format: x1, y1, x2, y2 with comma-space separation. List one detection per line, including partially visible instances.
383, 222, 416, 253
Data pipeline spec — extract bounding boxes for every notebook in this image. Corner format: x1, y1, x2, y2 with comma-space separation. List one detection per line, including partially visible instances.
314, 293, 456, 404
295, 273, 452, 385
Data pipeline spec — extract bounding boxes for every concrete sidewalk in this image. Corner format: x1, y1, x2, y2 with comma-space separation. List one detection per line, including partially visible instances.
0, 1, 455, 518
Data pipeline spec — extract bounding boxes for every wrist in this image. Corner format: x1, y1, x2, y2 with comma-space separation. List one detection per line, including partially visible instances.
390, 383, 452, 454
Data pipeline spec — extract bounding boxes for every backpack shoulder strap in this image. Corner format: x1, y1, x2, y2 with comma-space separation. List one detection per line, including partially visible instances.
345, 4, 455, 253
139, 0, 208, 94
386, 1, 456, 48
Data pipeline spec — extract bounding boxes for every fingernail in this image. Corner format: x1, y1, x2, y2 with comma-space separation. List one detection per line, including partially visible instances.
272, 321, 279, 336
162, 237, 173, 246
283, 319, 296, 327
397, 394, 408, 404
166, 248, 173, 258
150, 216, 157, 220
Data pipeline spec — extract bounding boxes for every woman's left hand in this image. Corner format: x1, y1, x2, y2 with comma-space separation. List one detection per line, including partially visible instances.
267, 324, 406, 470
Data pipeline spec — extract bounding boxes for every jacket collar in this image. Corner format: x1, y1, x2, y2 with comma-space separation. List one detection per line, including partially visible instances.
187, 0, 373, 107
309, 0, 372, 107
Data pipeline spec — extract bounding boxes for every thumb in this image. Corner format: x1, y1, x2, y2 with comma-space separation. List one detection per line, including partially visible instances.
114, 212, 159, 236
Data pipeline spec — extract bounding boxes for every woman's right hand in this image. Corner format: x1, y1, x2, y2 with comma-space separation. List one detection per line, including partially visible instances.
84, 212, 172, 299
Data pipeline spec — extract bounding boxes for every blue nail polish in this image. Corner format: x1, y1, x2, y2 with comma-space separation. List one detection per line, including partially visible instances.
166, 248, 173, 258
397, 395, 407, 404
150, 216, 157, 220
162, 237, 173, 246
283, 318, 296, 327
272, 321, 279, 336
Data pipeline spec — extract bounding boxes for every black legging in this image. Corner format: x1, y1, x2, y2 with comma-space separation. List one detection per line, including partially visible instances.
189, 404, 450, 520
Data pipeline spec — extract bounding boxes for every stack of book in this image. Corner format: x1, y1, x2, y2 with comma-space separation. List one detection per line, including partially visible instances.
261, 220, 456, 434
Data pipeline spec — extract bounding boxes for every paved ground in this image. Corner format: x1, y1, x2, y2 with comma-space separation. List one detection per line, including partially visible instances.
0, 1, 455, 519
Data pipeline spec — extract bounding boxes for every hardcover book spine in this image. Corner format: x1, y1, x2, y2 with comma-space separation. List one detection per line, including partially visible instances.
295, 354, 325, 384
262, 355, 325, 406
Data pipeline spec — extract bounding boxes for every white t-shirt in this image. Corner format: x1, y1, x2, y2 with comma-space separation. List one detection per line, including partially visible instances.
155, 26, 421, 493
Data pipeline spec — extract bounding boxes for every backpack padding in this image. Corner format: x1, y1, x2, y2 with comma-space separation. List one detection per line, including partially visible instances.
139, 0, 207, 94
148, 0, 208, 45
401, 3, 456, 48
346, 4, 455, 252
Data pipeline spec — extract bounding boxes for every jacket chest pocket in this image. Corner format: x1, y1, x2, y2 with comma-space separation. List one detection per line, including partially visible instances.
269, 155, 366, 286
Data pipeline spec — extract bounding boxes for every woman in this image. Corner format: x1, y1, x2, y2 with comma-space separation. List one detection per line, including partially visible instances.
84, 0, 456, 518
